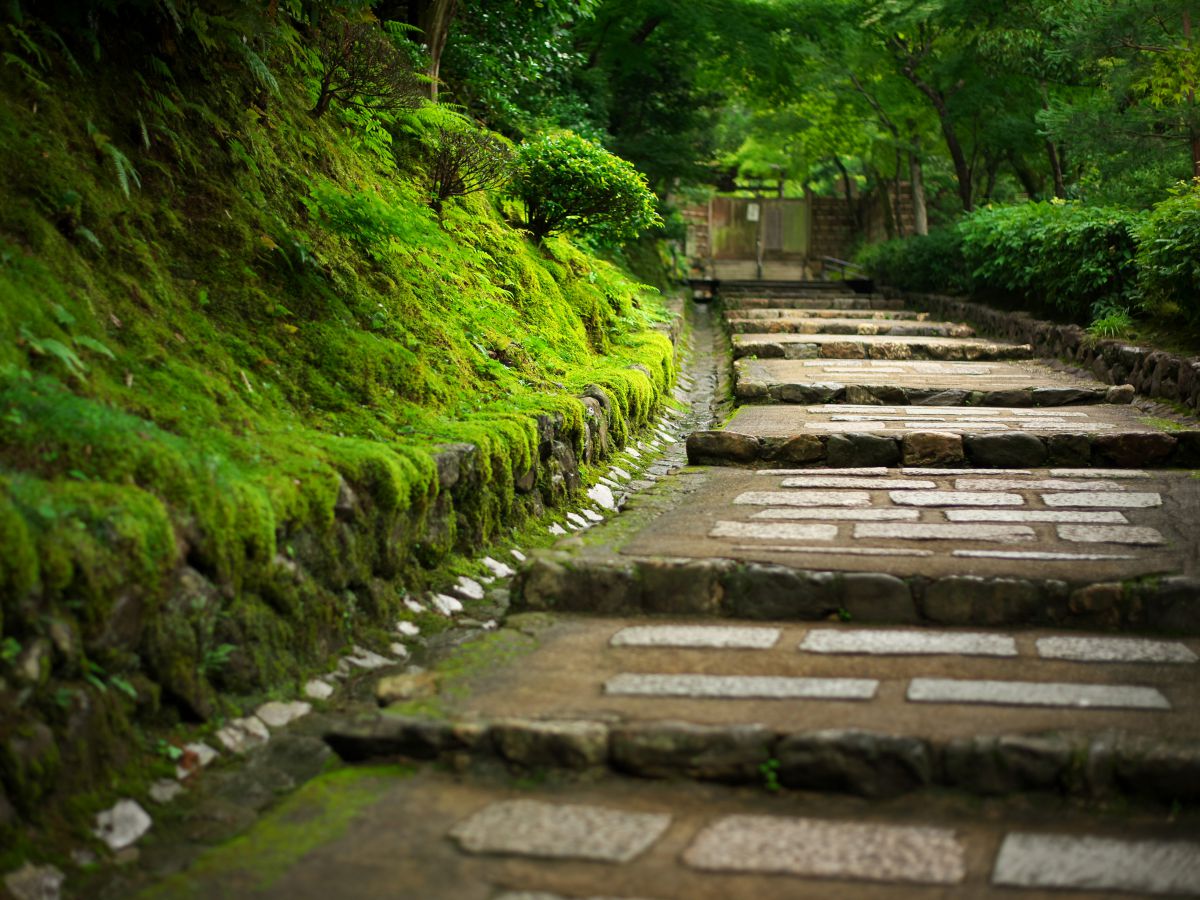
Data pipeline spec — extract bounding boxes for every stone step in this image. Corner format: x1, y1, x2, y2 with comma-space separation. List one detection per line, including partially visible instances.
326, 617, 1200, 804
723, 296, 903, 311
150, 765, 1200, 898
734, 357, 1132, 407
725, 315, 976, 337
689, 405, 1199, 469
725, 308, 927, 320
514, 466, 1200, 631
732, 331, 1034, 361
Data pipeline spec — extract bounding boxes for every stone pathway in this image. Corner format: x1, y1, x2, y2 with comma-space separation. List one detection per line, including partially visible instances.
129, 290, 1200, 899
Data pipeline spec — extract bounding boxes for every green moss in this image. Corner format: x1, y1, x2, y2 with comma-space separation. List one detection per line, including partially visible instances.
136, 766, 412, 898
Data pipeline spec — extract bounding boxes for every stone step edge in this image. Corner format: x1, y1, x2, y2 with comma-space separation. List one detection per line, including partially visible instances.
734, 382, 1134, 408
512, 553, 1200, 634
731, 342, 1034, 363
324, 715, 1199, 804
686, 428, 1200, 470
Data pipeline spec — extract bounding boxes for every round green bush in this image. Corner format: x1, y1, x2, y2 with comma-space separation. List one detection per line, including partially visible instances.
512, 132, 661, 242
1136, 179, 1200, 324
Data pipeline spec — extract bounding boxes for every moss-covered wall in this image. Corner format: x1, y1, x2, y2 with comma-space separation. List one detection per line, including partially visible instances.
0, 8, 676, 849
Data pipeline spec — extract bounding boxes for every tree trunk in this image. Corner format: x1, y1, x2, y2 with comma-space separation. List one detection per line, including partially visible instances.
908, 144, 928, 236
1045, 141, 1065, 197
1010, 151, 1043, 199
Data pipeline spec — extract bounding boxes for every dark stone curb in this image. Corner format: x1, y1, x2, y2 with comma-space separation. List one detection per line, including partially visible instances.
685, 428, 1200, 469
325, 715, 1200, 803
734, 379, 1134, 408
731, 339, 1033, 362
512, 553, 1200, 634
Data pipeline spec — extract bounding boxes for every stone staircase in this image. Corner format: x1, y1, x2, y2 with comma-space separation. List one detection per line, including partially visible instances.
229, 290, 1200, 899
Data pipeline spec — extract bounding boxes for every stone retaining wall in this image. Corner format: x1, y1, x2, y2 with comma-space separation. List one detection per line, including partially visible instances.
899, 292, 1200, 413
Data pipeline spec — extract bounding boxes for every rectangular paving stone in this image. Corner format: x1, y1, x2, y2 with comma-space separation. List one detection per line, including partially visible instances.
889, 491, 1025, 507
752, 507, 918, 521
1049, 468, 1151, 478
1057, 524, 1166, 545
945, 509, 1128, 524
855, 523, 1035, 543
800, 629, 1017, 657
610, 625, 781, 650
955, 478, 1123, 492
907, 678, 1170, 710
903, 468, 1031, 476
711, 521, 838, 541
734, 490, 871, 507
683, 815, 965, 884
449, 800, 671, 863
953, 550, 1136, 561
733, 544, 933, 557
1036, 636, 1198, 664
992, 833, 1200, 895
604, 673, 878, 700
757, 467, 889, 476
1043, 491, 1163, 508
781, 476, 935, 489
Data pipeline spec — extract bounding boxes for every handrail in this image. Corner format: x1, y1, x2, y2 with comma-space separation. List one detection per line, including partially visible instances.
819, 256, 867, 280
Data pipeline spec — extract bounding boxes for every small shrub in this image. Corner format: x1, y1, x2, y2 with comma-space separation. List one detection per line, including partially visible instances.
1136, 179, 1200, 326
858, 227, 966, 293
311, 21, 424, 119
512, 132, 660, 242
418, 125, 513, 216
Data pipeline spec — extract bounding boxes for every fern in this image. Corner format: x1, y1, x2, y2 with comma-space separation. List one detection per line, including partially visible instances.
74, 227, 105, 253
234, 37, 279, 96
3, 52, 48, 91
87, 121, 142, 198
19, 326, 88, 379
74, 335, 116, 360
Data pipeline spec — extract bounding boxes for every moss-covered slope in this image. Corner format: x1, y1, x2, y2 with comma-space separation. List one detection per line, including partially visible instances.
0, 8, 674, 845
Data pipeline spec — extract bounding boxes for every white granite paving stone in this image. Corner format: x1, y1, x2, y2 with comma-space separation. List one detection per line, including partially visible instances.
255, 700, 312, 728
954, 550, 1136, 561
734, 490, 871, 507
482, 556, 517, 578
711, 521, 839, 541
992, 833, 1200, 895
94, 799, 152, 851
855, 523, 1035, 543
757, 467, 889, 476
1036, 636, 1198, 664
752, 507, 919, 521
732, 544, 934, 557
902, 468, 1031, 476
1057, 524, 1166, 545
683, 815, 966, 884
781, 476, 936, 489
587, 483, 617, 511
889, 491, 1024, 507
800, 629, 1017, 657
944, 509, 1129, 524
450, 800, 671, 863
431, 593, 464, 616
304, 679, 334, 700
605, 673, 878, 700
1049, 468, 1151, 478
907, 678, 1170, 710
954, 478, 1124, 492
610, 625, 781, 649
1043, 491, 1162, 508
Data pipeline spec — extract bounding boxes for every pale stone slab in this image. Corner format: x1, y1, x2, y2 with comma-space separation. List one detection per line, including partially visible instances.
810, 405, 1002, 415
1049, 468, 1151, 478
801, 629, 1017, 657
752, 507, 918, 521
1057, 524, 1166, 545
450, 800, 671, 863
953, 550, 1135, 561
1043, 492, 1162, 508
907, 678, 1170, 710
734, 490, 871, 507
856, 523, 1034, 543
992, 833, 1200, 895
605, 673, 878, 700
255, 700, 311, 729
781, 476, 935, 489
733, 544, 933, 558
758, 467, 889, 476
94, 799, 152, 850
304, 678, 335, 700
711, 521, 838, 541
945, 509, 1128, 524
955, 478, 1123, 492
903, 468, 1031, 476
890, 491, 1024, 507
610, 625, 780, 650
683, 815, 965, 884
1036, 636, 1198, 664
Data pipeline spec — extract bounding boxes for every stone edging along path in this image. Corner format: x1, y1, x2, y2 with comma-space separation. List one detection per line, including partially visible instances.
324, 713, 1200, 803
900, 290, 1200, 413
